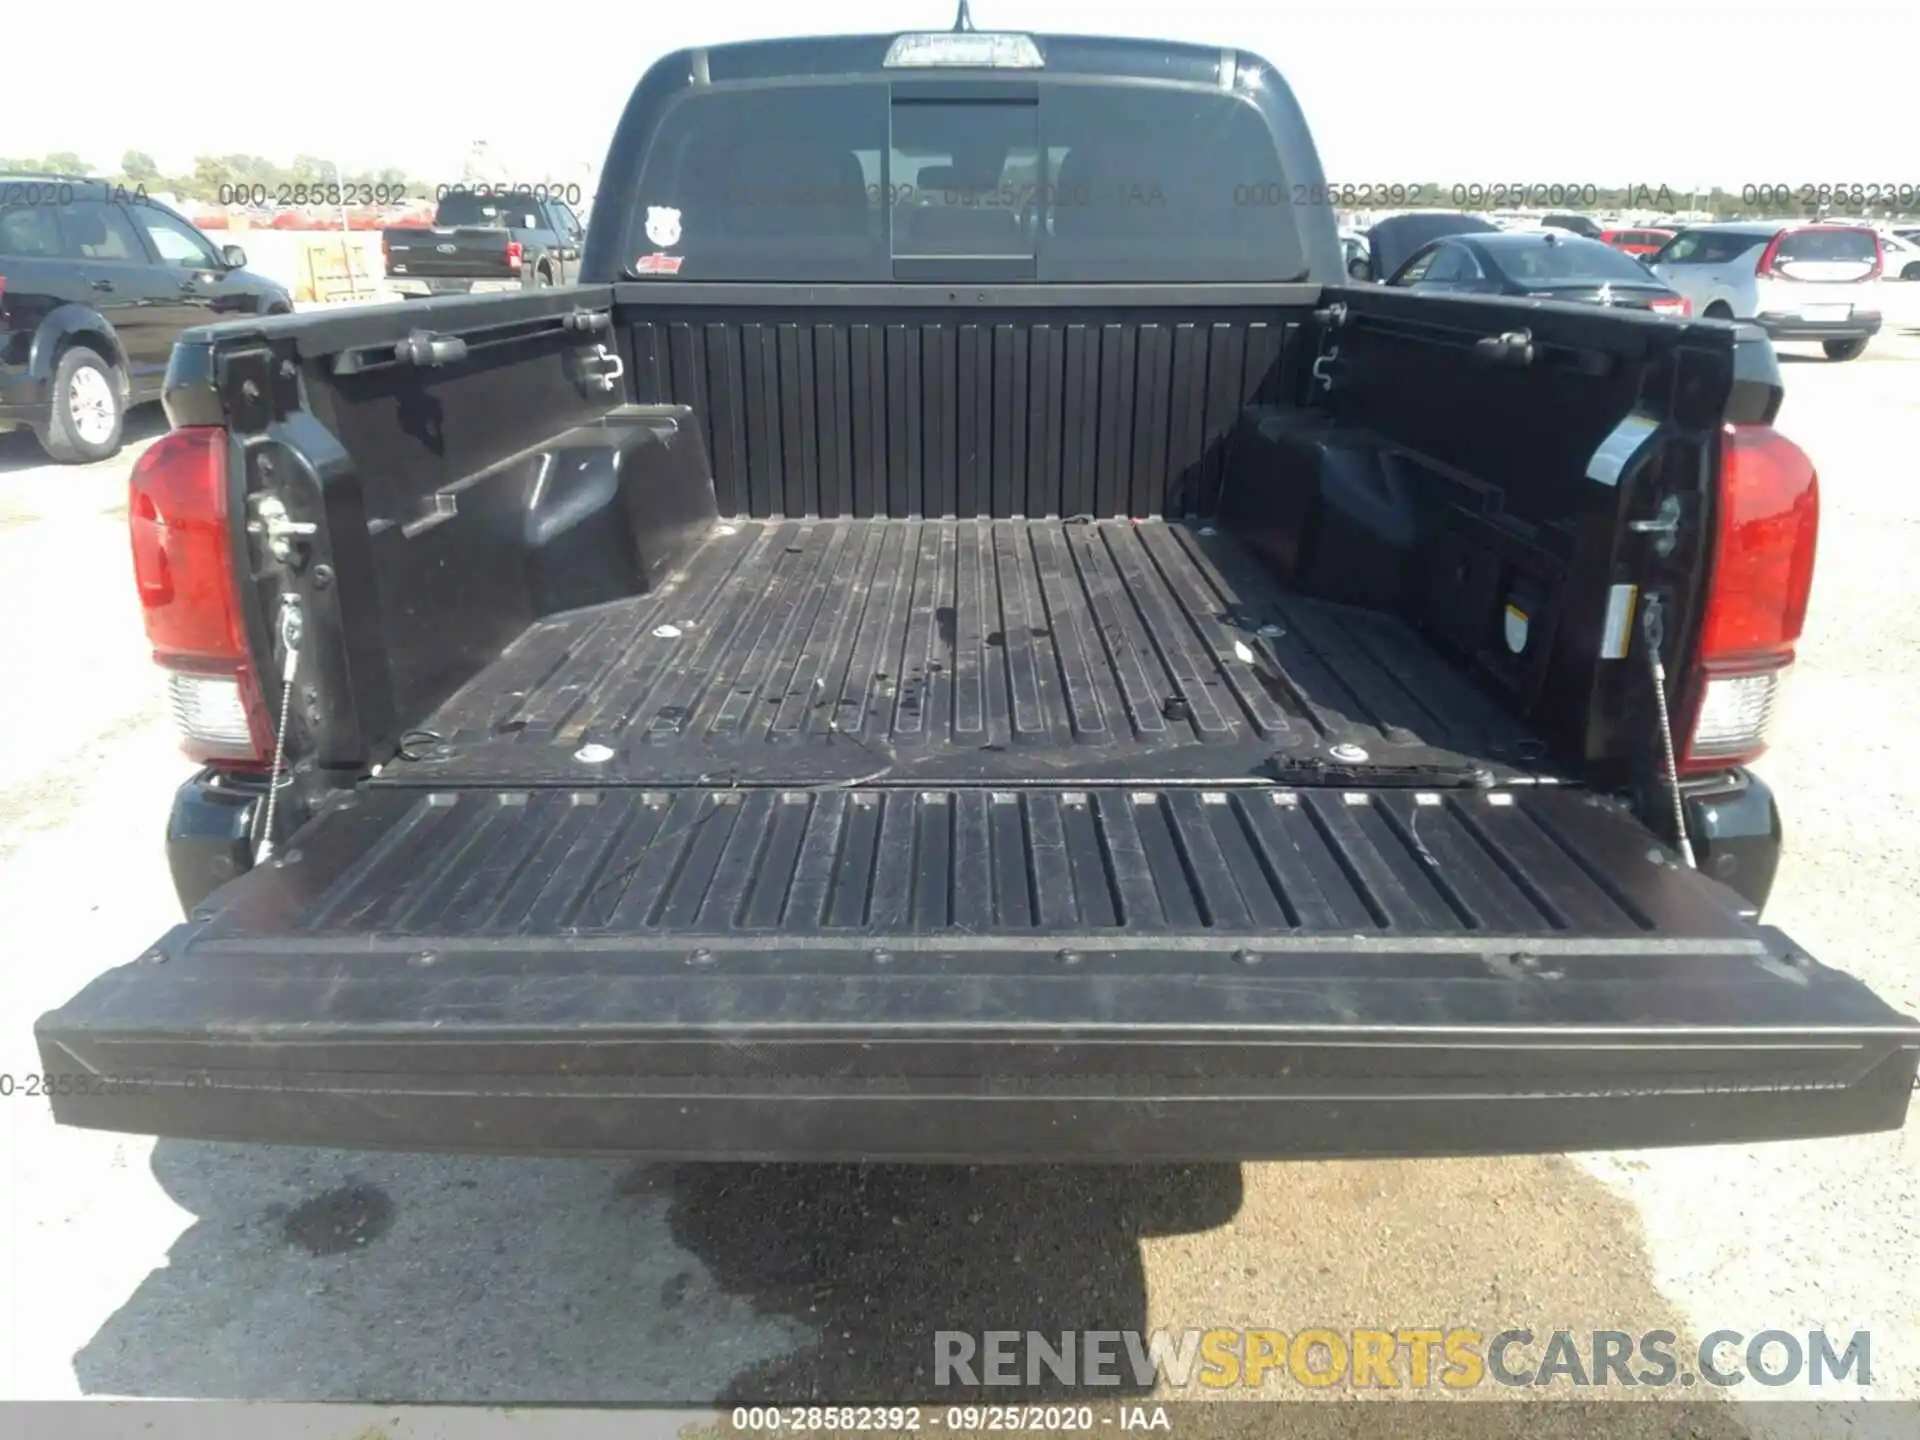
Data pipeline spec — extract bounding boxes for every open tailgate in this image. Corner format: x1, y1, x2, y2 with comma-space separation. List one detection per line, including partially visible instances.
36, 783, 1919, 1161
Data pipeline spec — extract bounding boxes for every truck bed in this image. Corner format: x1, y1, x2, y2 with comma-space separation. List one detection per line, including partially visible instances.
394, 517, 1541, 790
43, 268, 1920, 1162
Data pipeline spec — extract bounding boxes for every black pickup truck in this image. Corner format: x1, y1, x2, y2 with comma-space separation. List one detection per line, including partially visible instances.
36, 24, 1919, 1162
381, 188, 586, 297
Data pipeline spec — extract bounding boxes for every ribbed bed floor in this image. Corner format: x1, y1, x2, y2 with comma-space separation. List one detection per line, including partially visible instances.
398, 518, 1538, 788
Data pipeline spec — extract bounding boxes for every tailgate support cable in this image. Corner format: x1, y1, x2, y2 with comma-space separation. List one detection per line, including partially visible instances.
253, 595, 304, 866
1640, 593, 1696, 869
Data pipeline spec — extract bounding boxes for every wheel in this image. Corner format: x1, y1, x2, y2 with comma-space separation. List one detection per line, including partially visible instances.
534, 266, 554, 287
36, 346, 125, 464
1702, 302, 1734, 320
1823, 338, 1869, 361
1902, 263, 1920, 281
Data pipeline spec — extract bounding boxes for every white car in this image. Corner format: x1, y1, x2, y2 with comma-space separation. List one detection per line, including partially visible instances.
1647, 222, 1883, 360
1876, 229, 1920, 280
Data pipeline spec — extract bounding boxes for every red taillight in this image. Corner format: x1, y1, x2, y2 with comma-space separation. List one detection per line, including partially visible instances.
1678, 424, 1820, 774
1867, 233, 1884, 281
1649, 296, 1691, 317
506, 240, 524, 271
1754, 231, 1786, 280
128, 427, 272, 766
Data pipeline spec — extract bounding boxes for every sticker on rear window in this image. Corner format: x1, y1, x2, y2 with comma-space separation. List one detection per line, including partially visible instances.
645, 206, 682, 248
637, 205, 684, 275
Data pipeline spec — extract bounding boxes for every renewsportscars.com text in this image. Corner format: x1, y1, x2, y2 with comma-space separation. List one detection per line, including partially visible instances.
935, 1328, 1872, 1391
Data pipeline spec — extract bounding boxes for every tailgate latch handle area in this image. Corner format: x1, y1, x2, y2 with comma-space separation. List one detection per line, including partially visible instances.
1628, 494, 1683, 556
246, 494, 318, 565
394, 330, 470, 368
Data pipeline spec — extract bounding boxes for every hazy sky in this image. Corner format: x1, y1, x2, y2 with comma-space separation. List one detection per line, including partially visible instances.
10, 1, 1902, 187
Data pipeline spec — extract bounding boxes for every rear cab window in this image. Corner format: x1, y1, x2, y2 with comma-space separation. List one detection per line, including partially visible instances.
627, 73, 1308, 282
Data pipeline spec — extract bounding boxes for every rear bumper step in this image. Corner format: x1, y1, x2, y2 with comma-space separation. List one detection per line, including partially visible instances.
36, 940, 1919, 1161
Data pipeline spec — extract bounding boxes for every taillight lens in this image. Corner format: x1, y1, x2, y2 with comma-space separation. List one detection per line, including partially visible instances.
128, 428, 272, 767
506, 240, 523, 271
1648, 296, 1691, 316
1754, 232, 1785, 280
1679, 424, 1819, 773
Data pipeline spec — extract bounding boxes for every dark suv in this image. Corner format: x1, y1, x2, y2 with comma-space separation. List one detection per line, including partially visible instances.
0, 176, 293, 463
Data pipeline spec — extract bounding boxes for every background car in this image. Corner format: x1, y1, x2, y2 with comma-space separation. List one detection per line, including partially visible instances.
0, 174, 294, 462
1600, 226, 1674, 257
1359, 210, 1500, 283
1386, 231, 1690, 313
1646, 223, 1883, 360
1875, 229, 1920, 280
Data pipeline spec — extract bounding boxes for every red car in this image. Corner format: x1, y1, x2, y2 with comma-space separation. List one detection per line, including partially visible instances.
1601, 226, 1675, 257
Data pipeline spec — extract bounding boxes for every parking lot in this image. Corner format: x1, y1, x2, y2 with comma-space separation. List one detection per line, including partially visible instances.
2, 307, 1918, 1428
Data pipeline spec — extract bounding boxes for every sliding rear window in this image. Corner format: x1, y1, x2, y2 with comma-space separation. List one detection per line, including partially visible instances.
626, 79, 1306, 282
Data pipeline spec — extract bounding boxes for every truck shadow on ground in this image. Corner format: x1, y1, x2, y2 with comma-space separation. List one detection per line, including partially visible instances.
658, 1160, 1240, 1404
67, 1142, 1754, 1438
69, 1142, 1238, 1402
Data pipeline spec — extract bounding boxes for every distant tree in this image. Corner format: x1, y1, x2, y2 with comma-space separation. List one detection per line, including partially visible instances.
42, 150, 93, 175
121, 150, 161, 183
190, 156, 234, 195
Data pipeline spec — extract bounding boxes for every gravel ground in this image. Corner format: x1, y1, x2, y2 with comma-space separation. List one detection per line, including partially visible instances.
0, 313, 1916, 1434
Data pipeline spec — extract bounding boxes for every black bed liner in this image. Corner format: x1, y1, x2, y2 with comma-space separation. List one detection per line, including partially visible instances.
394, 518, 1542, 788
